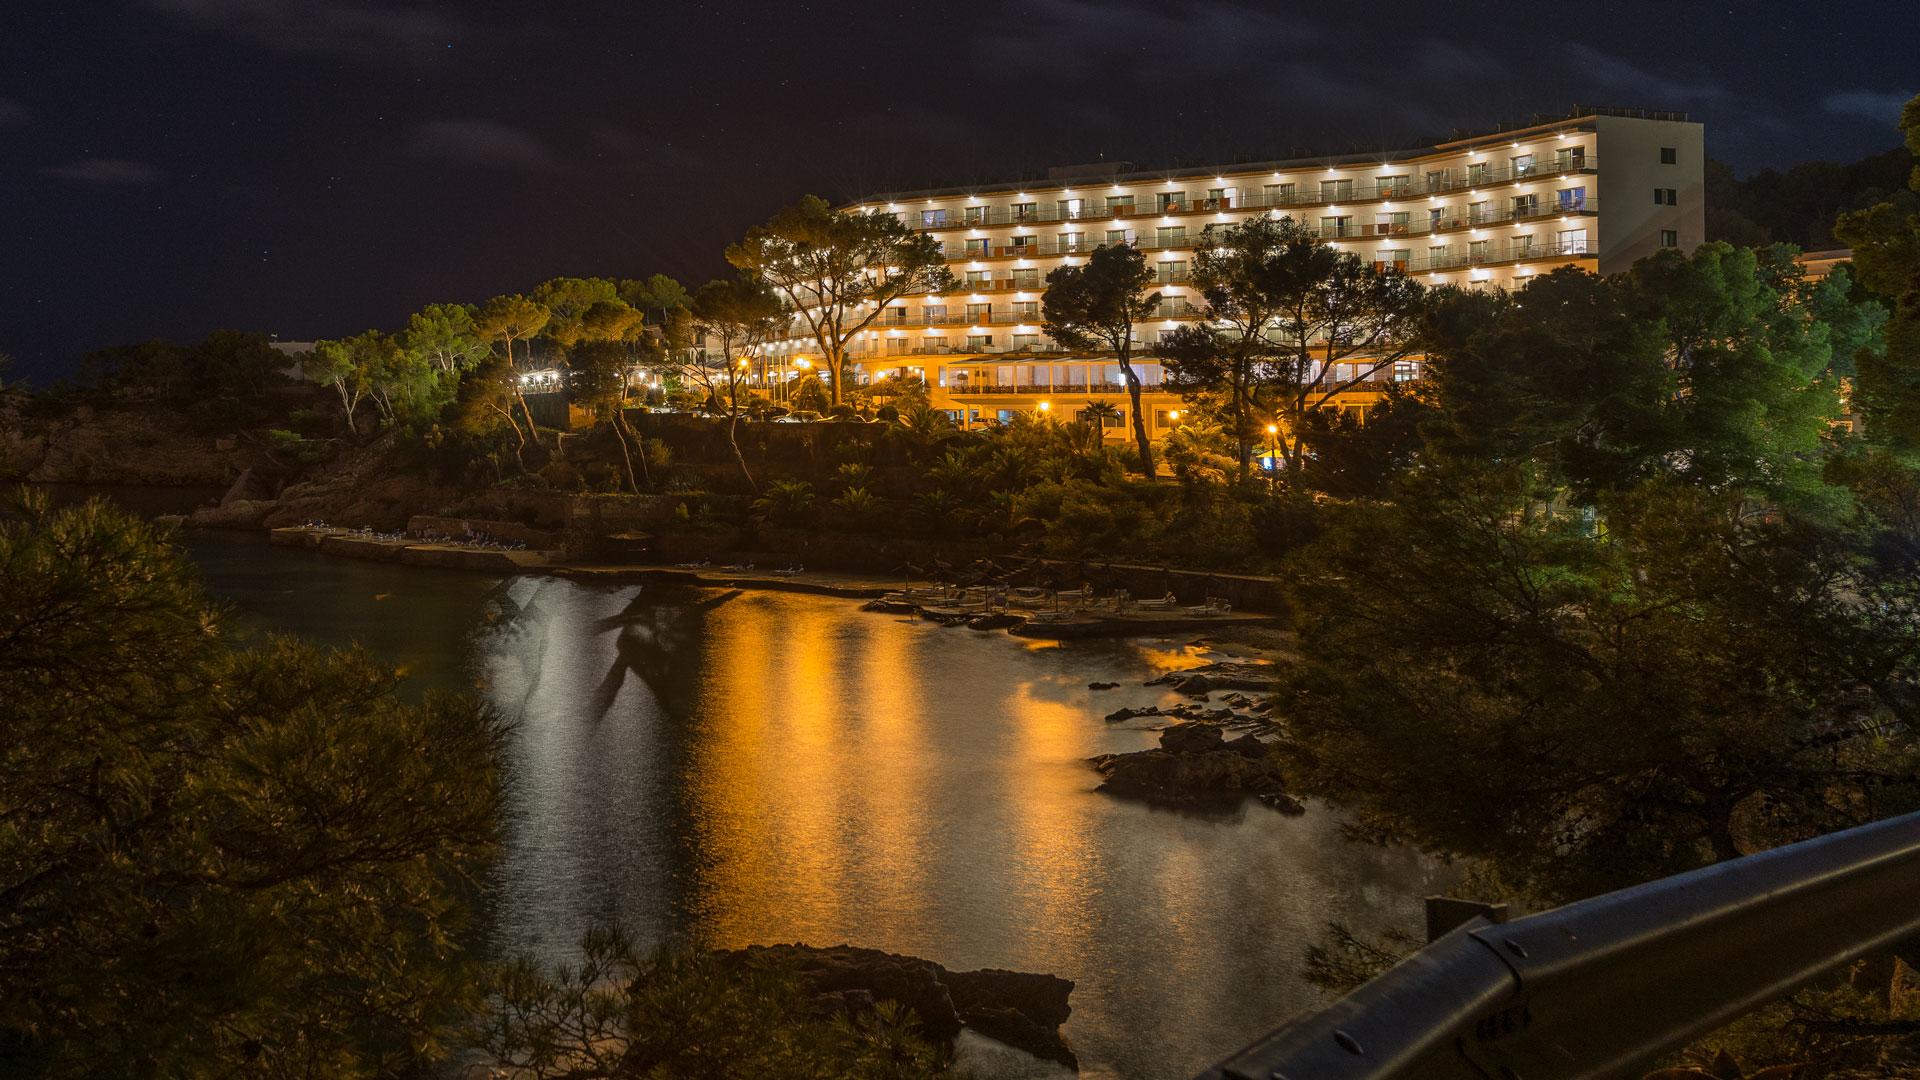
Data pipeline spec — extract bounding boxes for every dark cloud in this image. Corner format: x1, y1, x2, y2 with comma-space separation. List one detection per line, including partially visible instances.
1564, 44, 1730, 105
0, 97, 29, 125
45, 158, 163, 184
409, 120, 554, 170
143, 0, 465, 62
1824, 89, 1916, 125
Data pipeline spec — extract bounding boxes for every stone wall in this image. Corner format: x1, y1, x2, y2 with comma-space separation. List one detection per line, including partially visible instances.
406, 515, 561, 550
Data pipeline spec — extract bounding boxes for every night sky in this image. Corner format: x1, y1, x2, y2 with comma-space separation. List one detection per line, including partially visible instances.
3, 1, 1914, 385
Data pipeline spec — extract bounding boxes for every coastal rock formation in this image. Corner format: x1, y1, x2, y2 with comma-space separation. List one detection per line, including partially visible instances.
1144, 661, 1275, 694
724, 943, 1077, 1069
1089, 722, 1291, 810
3, 401, 263, 486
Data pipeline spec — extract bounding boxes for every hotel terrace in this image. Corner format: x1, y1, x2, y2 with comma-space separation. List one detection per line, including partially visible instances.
760, 107, 1705, 437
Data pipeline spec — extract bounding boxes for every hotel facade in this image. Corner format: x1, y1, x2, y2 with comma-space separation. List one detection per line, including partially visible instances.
763, 108, 1704, 437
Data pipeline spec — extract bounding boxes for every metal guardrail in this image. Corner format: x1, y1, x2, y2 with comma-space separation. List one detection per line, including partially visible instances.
1196, 809, 1920, 1080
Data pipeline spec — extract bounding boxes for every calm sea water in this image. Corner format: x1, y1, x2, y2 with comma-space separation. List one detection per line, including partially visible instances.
176, 529, 1447, 1079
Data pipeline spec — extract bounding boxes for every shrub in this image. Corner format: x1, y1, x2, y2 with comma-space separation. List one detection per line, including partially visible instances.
752, 480, 816, 526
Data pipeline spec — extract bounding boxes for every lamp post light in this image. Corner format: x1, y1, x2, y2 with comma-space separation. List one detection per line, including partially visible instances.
1266, 423, 1281, 494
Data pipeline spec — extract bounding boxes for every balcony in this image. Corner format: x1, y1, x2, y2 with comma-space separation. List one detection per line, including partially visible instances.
939, 198, 1598, 258
909, 154, 1597, 231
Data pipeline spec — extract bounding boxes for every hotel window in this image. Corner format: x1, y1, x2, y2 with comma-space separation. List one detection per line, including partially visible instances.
967, 334, 994, 351
1320, 178, 1354, 201
1105, 194, 1135, 213
1375, 211, 1410, 235
1205, 187, 1229, 207
1377, 249, 1410, 273
1057, 197, 1085, 219
1660, 146, 1678, 164
921, 208, 950, 227
1106, 228, 1137, 245
966, 302, 992, 321
965, 270, 991, 287
1469, 200, 1491, 224
923, 304, 948, 323
1012, 202, 1037, 222
1556, 146, 1586, 171
1424, 168, 1450, 192
1557, 186, 1587, 210
887, 338, 908, 355
1654, 188, 1677, 205
1512, 153, 1536, 177
965, 238, 989, 255
1377, 174, 1410, 197
1468, 240, 1489, 263
1320, 215, 1353, 238
1467, 162, 1489, 185
1154, 408, 1183, 427
1059, 231, 1086, 251
1010, 235, 1037, 253
1511, 193, 1539, 216
1514, 234, 1535, 258
1429, 244, 1450, 267
881, 306, 906, 325
963, 205, 986, 225
1156, 225, 1187, 247
1660, 229, 1679, 248
1157, 191, 1185, 212
1263, 182, 1295, 205
925, 334, 949, 352
1393, 360, 1419, 382
1157, 259, 1187, 283
1012, 333, 1042, 350
1428, 206, 1444, 231
1011, 268, 1040, 288
1557, 228, 1589, 254
1012, 301, 1039, 318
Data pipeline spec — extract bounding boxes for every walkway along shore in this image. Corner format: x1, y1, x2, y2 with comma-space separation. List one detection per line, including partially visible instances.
260, 525, 1282, 639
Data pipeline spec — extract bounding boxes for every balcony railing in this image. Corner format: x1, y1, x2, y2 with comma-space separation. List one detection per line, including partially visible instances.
908, 155, 1596, 230
939, 198, 1598, 258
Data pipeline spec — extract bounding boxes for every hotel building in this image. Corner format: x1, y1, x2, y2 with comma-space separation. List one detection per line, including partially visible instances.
763, 107, 1704, 437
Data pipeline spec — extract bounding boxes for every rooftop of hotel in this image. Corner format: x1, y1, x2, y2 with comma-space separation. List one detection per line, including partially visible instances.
850, 106, 1693, 206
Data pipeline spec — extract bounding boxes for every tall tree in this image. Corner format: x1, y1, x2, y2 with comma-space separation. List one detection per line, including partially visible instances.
569, 298, 651, 491
725, 196, 954, 405
303, 333, 377, 434
474, 294, 553, 450
688, 277, 783, 491
1836, 94, 1920, 449
1043, 243, 1161, 477
619, 273, 691, 332
1163, 216, 1424, 480
533, 277, 622, 349
401, 302, 490, 374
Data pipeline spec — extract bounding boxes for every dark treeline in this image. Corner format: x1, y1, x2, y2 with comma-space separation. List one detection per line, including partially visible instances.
1707, 143, 1917, 250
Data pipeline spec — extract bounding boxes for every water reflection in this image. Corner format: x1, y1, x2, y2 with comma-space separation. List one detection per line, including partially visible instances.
175, 535, 1448, 1080
478, 582, 1451, 1079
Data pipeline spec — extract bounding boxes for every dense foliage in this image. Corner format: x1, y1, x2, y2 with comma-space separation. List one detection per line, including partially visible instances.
0, 492, 508, 1077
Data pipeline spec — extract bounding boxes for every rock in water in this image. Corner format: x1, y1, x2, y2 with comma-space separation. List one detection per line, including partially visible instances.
1087, 722, 1291, 810
1158, 721, 1224, 754
1087, 681, 1120, 690
946, 968, 1077, 1068
721, 944, 1076, 1068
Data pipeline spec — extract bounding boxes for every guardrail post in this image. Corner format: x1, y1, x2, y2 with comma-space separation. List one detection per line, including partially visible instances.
1424, 896, 1509, 943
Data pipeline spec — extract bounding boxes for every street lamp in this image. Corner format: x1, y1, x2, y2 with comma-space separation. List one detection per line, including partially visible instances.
1265, 423, 1280, 493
